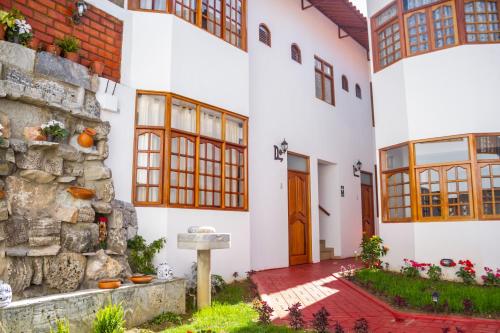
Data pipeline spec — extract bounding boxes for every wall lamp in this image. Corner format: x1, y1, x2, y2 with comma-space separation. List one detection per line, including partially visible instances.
72, 0, 88, 24
353, 160, 362, 177
274, 139, 288, 162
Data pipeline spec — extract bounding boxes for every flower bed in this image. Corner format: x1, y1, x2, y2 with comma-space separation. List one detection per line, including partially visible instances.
353, 269, 500, 319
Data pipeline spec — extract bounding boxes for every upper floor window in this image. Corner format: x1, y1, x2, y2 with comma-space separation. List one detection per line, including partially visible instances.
133, 92, 248, 210
259, 24, 271, 46
314, 56, 335, 105
129, 0, 247, 50
291, 44, 302, 63
372, 0, 500, 71
355, 84, 362, 98
380, 133, 500, 222
341, 75, 349, 91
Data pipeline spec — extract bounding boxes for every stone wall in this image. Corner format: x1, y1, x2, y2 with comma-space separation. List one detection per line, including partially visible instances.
0, 0, 123, 81
0, 279, 186, 333
0, 41, 136, 299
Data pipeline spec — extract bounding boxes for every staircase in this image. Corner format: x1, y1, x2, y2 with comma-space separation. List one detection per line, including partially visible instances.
320, 240, 335, 261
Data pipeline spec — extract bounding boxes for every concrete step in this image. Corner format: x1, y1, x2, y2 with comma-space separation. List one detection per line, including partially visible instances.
319, 240, 334, 261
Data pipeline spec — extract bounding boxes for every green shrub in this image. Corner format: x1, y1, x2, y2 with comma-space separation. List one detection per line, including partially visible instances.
427, 264, 442, 281
49, 319, 70, 333
55, 36, 80, 53
150, 312, 182, 326
93, 303, 125, 333
127, 235, 166, 274
359, 236, 387, 269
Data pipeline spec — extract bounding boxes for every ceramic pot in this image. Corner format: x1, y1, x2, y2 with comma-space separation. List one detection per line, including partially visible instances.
156, 263, 174, 281
67, 186, 96, 200
90, 61, 105, 76
77, 128, 96, 148
46, 44, 61, 56
0, 25, 6, 41
98, 279, 121, 289
0, 280, 12, 308
28, 37, 40, 51
0, 190, 5, 200
65, 51, 80, 63
129, 275, 154, 284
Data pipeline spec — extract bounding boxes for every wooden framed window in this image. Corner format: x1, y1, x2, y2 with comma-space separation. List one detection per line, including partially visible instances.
291, 44, 302, 63
129, 0, 247, 51
464, 0, 500, 43
341, 75, 349, 91
133, 91, 248, 210
259, 24, 271, 46
355, 84, 362, 98
314, 56, 335, 105
372, 0, 499, 71
380, 133, 500, 223
202, 0, 223, 37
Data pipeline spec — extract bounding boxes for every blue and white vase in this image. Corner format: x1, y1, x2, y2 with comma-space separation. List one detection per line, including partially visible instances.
0, 280, 12, 308
156, 263, 174, 281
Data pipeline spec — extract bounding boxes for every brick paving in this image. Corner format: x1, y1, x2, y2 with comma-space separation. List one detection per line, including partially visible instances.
251, 259, 500, 332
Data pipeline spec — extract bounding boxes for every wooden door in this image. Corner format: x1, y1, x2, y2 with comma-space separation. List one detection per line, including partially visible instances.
361, 173, 375, 239
288, 170, 311, 266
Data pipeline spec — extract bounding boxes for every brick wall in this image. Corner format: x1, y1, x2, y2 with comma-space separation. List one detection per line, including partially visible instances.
0, 0, 123, 82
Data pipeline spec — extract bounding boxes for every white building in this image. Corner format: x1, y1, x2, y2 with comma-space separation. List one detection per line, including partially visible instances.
90, 0, 375, 279
368, 0, 500, 278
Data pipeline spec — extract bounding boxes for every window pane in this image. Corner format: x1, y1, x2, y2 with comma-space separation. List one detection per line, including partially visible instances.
200, 107, 222, 139
361, 173, 373, 185
384, 145, 409, 170
288, 155, 308, 172
315, 71, 323, 99
137, 94, 165, 126
415, 137, 469, 165
324, 78, 333, 104
404, 0, 440, 11
225, 116, 244, 145
477, 135, 500, 160
376, 4, 398, 27
171, 98, 196, 132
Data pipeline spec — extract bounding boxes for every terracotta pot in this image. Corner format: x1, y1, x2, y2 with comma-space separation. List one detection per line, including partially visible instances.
65, 51, 80, 63
0, 25, 5, 41
46, 44, 61, 56
90, 60, 105, 76
77, 128, 96, 148
98, 279, 121, 289
28, 37, 40, 51
129, 275, 154, 284
67, 186, 96, 200
0, 190, 5, 200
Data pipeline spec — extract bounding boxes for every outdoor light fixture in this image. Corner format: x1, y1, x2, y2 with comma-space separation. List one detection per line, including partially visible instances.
274, 139, 288, 162
432, 291, 440, 305
353, 160, 362, 177
72, 0, 88, 24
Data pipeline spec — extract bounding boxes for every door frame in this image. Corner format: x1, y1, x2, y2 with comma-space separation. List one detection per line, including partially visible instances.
287, 151, 312, 266
360, 171, 376, 238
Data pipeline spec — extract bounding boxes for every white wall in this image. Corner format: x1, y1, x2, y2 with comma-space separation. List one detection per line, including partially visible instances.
368, 0, 500, 277
248, 0, 375, 271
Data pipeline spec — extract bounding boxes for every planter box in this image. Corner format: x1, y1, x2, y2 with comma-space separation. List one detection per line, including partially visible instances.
0, 279, 186, 333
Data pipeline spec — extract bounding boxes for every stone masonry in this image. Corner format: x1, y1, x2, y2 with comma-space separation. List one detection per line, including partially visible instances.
0, 41, 137, 299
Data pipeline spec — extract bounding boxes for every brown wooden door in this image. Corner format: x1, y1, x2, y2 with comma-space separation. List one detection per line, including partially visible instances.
361, 183, 375, 239
288, 170, 311, 266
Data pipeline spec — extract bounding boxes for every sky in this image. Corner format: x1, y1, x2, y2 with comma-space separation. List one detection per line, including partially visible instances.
350, 0, 368, 16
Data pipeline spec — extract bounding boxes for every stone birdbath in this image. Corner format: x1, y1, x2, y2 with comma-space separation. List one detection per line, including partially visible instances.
178, 226, 230, 309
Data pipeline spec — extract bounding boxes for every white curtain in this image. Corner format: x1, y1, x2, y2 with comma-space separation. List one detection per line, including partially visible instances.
201, 109, 221, 139
138, 95, 165, 126
172, 100, 196, 132
225, 118, 243, 144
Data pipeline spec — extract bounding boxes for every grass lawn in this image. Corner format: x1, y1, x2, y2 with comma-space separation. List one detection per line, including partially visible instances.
137, 280, 307, 333
354, 269, 500, 318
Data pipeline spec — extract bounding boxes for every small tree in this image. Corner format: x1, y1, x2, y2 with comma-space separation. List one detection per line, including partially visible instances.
127, 236, 166, 274
252, 299, 274, 325
359, 236, 388, 269
311, 307, 330, 333
287, 302, 305, 330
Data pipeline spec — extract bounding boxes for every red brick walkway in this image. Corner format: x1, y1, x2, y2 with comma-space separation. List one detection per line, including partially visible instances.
251, 259, 500, 333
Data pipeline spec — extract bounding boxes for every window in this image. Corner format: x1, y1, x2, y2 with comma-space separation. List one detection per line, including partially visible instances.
371, 0, 499, 71
314, 56, 335, 105
355, 84, 362, 98
464, 0, 500, 42
381, 133, 500, 222
259, 24, 271, 46
342, 75, 349, 91
133, 92, 248, 210
128, 0, 247, 50
291, 44, 302, 63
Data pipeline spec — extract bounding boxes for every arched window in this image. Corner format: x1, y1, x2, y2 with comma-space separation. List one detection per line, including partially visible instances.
259, 24, 271, 46
291, 44, 301, 63
355, 84, 362, 99
341, 75, 349, 92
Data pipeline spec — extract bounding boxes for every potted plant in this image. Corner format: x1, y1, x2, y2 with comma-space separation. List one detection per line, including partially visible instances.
1, 9, 32, 46
28, 36, 40, 51
90, 60, 105, 76
40, 120, 68, 143
55, 36, 80, 62
0, 10, 8, 40
46, 43, 61, 56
